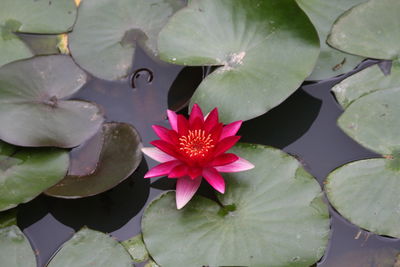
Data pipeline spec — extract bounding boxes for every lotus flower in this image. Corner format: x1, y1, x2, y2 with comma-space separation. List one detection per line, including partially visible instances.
142, 104, 254, 209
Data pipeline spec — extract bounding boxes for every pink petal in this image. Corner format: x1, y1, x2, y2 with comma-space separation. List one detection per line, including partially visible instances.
150, 140, 180, 159
210, 153, 239, 166
177, 114, 189, 135
202, 167, 225, 193
189, 104, 204, 125
188, 166, 202, 179
152, 125, 176, 144
213, 136, 241, 156
176, 176, 202, 209
167, 110, 178, 131
215, 157, 255, 173
204, 108, 219, 132
168, 164, 188, 178
220, 121, 242, 140
144, 160, 181, 178
141, 147, 176, 163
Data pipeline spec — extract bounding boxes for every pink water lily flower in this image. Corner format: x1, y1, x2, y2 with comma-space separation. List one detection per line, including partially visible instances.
142, 104, 254, 209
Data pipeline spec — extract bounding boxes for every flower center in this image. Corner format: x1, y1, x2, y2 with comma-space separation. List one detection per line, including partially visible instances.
179, 129, 214, 158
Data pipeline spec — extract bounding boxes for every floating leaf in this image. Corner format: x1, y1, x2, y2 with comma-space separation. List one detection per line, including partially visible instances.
0, 55, 104, 148
0, 226, 36, 267
69, 0, 185, 80
144, 259, 160, 267
327, 64, 400, 238
142, 144, 329, 267
46, 123, 142, 198
0, 141, 69, 211
328, 0, 400, 60
0, 0, 77, 67
296, 0, 366, 80
47, 228, 133, 267
157, 0, 319, 122
122, 233, 149, 263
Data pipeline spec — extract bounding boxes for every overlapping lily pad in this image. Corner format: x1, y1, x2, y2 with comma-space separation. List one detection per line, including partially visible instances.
0, 55, 104, 148
328, 0, 400, 60
0, 0, 77, 67
142, 144, 330, 267
296, 0, 366, 80
69, 0, 185, 80
47, 228, 133, 266
327, 63, 400, 238
0, 141, 69, 211
157, 0, 320, 122
46, 123, 142, 198
0, 225, 36, 267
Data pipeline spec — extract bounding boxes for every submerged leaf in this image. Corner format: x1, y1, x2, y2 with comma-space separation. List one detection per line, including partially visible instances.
46, 123, 142, 198
142, 143, 330, 267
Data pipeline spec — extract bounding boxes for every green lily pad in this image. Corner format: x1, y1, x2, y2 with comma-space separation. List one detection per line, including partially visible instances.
45, 123, 142, 198
142, 144, 330, 267
333, 64, 400, 155
296, 0, 366, 80
0, 0, 77, 67
0, 55, 104, 148
0, 141, 69, 211
69, 0, 185, 80
157, 0, 319, 122
326, 158, 400, 238
121, 233, 149, 263
47, 228, 133, 267
0, 225, 36, 267
327, 63, 400, 238
328, 0, 400, 60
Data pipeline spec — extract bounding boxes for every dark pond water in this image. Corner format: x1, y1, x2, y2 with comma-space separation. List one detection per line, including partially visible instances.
17, 47, 400, 266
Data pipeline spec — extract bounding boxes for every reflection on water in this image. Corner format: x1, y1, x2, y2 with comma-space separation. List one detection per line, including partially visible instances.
17, 47, 400, 267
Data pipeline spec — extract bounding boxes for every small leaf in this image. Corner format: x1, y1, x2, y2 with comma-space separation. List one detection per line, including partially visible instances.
122, 233, 149, 263
47, 228, 133, 267
0, 225, 36, 267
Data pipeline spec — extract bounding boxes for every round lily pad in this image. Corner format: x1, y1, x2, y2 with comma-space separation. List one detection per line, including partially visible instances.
0, 141, 69, 211
0, 225, 36, 267
334, 64, 400, 155
327, 63, 400, 238
296, 0, 366, 80
326, 158, 400, 238
46, 122, 142, 198
328, 0, 400, 60
0, 55, 104, 148
142, 144, 330, 267
47, 228, 133, 267
157, 0, 319, 122
0, 0, 77, 67
69, 0, 185, 80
